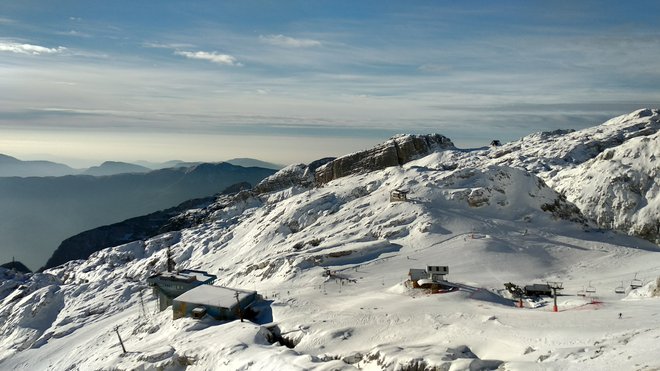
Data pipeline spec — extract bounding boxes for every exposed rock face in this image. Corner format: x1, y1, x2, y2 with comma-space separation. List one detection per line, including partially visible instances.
254, 158, 334, 194
315, 134, 454, 184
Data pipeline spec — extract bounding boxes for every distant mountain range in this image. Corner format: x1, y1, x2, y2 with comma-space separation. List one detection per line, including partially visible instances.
225, 158, 283, 170
0, 154, 77, 177
81, 161, 152, 176
42, 181, 251, 271
0, 163, 275, 271
0, 155, 283, 177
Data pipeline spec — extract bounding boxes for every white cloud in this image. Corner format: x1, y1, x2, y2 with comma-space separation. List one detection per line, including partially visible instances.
0, 42, 66, 55
259, 34, 322, 48
174, 50, 242, 66
143, 41, 196, 49
56, 30, 92, 38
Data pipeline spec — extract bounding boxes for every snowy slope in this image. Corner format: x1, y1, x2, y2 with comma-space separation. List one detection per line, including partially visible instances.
550, 130, 659, 242
1, 150, 659, 370
1, 110, 659, 370
417, 108, 660, 242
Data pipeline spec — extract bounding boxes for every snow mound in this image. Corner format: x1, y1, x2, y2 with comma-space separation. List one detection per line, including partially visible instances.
625, 277, 660, 299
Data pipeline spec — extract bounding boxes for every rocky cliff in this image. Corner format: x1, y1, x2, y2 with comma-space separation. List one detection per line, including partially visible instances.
315, 134, 455, 184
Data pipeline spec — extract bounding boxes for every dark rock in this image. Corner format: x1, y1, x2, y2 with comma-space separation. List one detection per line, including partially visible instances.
254, 157, 334, 194
315, 134, 454, 185
0, 260, 32, 274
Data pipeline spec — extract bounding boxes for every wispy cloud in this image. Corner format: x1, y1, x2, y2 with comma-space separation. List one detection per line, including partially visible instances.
0, 42, 66, 55
56, 30, 92, 38
174, 50, 242, 66
259, 34, 322, 48
143, 41, 196, 49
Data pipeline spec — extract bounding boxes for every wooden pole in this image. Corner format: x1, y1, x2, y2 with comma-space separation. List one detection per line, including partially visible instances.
114, 326, 127, 354
234, 292, 244, 322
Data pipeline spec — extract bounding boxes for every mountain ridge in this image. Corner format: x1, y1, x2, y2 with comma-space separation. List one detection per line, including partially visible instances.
0, 163, 276, 270
0, 109, 659, 370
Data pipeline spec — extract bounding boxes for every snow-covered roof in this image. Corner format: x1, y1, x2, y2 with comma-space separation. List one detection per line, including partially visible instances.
178, 269, 216, 283
148, 269, 216, 284
151, 272, 195, 282
173, 285, 255, 309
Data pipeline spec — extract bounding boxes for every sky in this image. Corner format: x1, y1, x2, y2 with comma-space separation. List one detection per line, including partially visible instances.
1, 0, 660, 167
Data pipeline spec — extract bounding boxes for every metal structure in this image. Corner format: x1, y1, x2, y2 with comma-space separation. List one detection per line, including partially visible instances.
614, 281, 626, 294
585, 281, 596, 294
547, 281, 564, 312
630, 273, 643, 289
577, 287, 586, 297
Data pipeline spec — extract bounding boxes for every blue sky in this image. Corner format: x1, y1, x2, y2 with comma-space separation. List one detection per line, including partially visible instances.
1, 1, 659, 166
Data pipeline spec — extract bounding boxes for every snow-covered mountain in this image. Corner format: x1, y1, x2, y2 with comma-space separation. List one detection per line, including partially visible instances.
1, 110, 659, 370
421, 108, 660, 243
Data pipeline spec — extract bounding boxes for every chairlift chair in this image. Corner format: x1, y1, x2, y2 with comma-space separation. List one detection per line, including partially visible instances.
614, 281, 626, 294
585, 281, 596, 294
630, 273, 643, 289
577, 287, 586, 297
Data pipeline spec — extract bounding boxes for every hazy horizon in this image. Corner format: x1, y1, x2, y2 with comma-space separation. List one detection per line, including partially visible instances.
2, 1, 660, 165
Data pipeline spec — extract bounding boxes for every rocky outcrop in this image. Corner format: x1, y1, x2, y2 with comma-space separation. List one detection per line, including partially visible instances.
254, 158, 334, 194
315, 134, 454, 184
0, 261, 31, 274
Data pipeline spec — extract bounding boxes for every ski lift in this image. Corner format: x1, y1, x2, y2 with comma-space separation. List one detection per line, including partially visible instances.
585, 281, 596, 294
630, 273, 643, 289
614, 281, 625, 294
577, 287, 586, 297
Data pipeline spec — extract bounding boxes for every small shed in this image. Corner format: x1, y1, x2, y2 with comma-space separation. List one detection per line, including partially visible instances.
524, 283, 552, 297
427, 265, 448, 282
172, 284, 257, 321
147, 269, 217, 311
390, 189, 409, 202
408, 268, 427, 288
